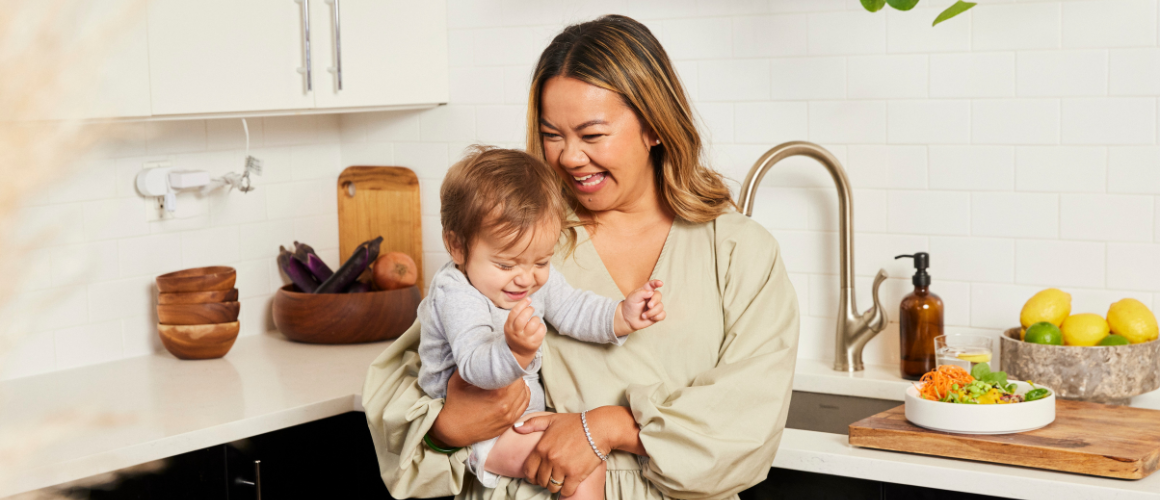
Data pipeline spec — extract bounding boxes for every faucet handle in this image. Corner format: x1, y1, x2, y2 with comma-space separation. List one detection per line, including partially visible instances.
868, 268, 889, 333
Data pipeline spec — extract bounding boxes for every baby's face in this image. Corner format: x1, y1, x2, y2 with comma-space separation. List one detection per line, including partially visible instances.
455, 219, 560, 310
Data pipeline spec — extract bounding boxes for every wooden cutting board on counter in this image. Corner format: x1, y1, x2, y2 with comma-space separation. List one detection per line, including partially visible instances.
336, 166, 424, 295
849, 400, 1160, 479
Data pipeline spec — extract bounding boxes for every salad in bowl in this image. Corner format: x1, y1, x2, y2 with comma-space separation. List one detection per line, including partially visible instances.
905, 363, 1056, 434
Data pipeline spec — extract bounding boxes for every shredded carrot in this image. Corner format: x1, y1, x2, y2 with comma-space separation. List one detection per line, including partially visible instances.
914, 365, 974, 401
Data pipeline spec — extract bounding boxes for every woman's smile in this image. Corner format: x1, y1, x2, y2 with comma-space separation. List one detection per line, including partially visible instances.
572, 171, 609, 193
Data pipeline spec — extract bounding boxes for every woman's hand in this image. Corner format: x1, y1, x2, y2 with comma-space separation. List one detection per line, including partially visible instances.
514, 406, 643, 497
429, 371, 530, 448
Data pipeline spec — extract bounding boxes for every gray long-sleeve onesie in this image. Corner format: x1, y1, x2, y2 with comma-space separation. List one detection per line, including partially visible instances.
417, 261, 625, 407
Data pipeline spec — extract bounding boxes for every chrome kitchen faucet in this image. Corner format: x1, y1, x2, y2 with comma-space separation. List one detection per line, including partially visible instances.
738, 141, 889, 372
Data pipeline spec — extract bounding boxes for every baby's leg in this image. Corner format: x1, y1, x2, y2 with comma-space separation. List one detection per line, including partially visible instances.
483, 412, 607, 499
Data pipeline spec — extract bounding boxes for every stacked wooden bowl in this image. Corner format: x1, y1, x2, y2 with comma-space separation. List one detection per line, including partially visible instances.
155, 266, 240, 360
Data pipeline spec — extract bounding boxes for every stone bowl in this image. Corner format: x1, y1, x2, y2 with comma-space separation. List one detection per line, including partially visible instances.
1000, 327, 1160, 405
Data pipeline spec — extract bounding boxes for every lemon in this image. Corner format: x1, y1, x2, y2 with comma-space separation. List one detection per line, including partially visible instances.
1020, 288, 1072, 329
1098, 334, 1130, 346
1024, 322, 1063, 345
1107, 298, 1159, 344
1060, 313, 1110, 346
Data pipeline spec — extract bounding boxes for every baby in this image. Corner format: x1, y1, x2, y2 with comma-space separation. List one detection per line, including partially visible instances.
417, 146, 665, 498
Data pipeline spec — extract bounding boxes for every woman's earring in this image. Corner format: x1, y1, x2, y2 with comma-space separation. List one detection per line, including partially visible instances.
655, 139, 661, 145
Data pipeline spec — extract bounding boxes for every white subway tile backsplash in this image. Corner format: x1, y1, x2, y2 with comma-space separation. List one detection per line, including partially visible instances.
734, 102, 809, 144
854, 233, 929, 279
1015, 239, 1106, 288
146, 120, 206, 154
973, 3, 1061, 51
52, 158, 118, 204
292, 215, 339, 254
809, 101, 887, 144
775, 231, 839, 274
206, 118, 264, 151
853, 188, 890, 233
118, 234, 182, 278
1061, 194, 1155, 242
476, 105, 527, 143
474, 27, 536, 66
972, 99, 1061, 145
50, 241, 119, 287
1108, 243, 1160, 291
970, 283, 1043, 330
1111, 49, 1160, 96
239, 220, 295, 261
845, 145, 928, 190
83, 198, 149, 241
886, 6, 970, 53
1016, 50, 1108, 97
234, 258, 272, 299
364, 110, 424, 142
87, 276, 153, 323
1062, 98, 1157, 145
848, 55, 928, 99
971, 192, 1060, 238
447, 29, 474, 68
699, 59, 770, 101
17, 203, 87, 248
340, 142, 393, 168
695, 103, 734, 144
0, 331, 55, 380
1108, 146, 1160, 194
289, 144, 342, 181
661, 18, 732, 60
450, 67, 506, 104
929, 237, 1015, 283
732, 15, 808, 58
54, 320, 123, 371
396, 142, 453, 180
505, 66, 532, 105
808, 11, 886, 56
888, 191, 971, 235
769, 57, 846, 100
888, 100, 970, 144
265, 181, 328, 220
930, 53, 1016, 99
1015, 146, 1107, 193
263, 116, 321, 147
181, 226, 240, 269
1062, 0, 1158, 49
929, 146, 1014, 191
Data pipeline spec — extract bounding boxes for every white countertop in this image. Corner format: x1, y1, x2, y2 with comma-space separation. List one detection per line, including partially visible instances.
2, 333, 1158, 499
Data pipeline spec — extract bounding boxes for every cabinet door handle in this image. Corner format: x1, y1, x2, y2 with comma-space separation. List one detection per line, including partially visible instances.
326, 0, 342, 91
234, 459, 262, 500
296, 0, 313, 92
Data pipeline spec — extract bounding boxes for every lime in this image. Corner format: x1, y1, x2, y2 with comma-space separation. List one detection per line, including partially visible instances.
1098, 334, 1130, 346
1024, 321, 1063, 345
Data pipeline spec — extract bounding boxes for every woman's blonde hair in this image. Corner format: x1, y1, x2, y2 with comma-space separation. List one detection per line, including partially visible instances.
525, 15, 735, 223
441, 145, 577, 261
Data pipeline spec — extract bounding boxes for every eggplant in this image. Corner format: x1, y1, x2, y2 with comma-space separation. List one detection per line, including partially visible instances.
345, 281, 371, 293
278, 246, 319, 293
292, 241, 334, 282
315, 236, 382, 294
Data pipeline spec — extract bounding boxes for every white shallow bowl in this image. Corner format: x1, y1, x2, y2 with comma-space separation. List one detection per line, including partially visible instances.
905, 381, 1056, 435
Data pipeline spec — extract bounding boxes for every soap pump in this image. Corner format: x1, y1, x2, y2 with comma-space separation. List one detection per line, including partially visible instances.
895, 252, 943, 381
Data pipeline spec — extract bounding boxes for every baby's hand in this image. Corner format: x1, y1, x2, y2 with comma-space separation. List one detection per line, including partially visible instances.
504, 298, 545, 368
615, 280, 665, 336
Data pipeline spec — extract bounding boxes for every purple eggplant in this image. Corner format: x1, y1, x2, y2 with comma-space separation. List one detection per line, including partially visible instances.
345, 281, 371, 293
314, 236, 382, 294
278, 246, 320, 293
292, 241, 334, 282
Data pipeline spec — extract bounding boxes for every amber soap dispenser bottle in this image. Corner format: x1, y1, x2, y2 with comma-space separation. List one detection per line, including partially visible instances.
895, 252, 943, 381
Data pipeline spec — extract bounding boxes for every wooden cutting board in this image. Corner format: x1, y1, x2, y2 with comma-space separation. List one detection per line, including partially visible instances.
849, 400, 1160, 479
336, 166, 424, 295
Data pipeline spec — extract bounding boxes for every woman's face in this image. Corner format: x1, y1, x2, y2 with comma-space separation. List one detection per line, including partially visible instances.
539, 77, 659, 213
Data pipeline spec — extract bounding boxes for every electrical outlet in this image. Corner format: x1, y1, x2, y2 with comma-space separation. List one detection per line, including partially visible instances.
143, 161, 174, 222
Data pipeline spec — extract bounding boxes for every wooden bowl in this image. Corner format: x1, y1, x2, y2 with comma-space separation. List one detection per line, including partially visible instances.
156, 266, 236, 293
273, 284, 420, 344
157, 301, 241, 325
158, 322, 240, 359
158, 288, 239, 305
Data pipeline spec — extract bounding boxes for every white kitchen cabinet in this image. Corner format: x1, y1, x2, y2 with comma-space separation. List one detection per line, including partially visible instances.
147, 0, 316, 116
147, 0, 446, 118
310, 0, 448, 109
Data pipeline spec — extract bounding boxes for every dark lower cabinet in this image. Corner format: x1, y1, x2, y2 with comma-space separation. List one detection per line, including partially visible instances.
55, 412, 1009, 500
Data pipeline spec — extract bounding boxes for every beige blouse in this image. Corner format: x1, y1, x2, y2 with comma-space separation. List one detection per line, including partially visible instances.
362, 212, 801, 500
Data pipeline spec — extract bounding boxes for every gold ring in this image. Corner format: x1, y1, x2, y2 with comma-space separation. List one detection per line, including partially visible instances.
549, 477, 563, 486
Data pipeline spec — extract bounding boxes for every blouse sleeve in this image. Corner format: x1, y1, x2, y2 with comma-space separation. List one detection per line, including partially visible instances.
362, 320, 469, 498
625, 214, 801, 499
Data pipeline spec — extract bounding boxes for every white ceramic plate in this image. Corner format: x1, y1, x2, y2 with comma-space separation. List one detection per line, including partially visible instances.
905, 381, 1056, 434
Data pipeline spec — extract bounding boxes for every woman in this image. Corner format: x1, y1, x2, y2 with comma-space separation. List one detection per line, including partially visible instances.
363, 15, 799, 500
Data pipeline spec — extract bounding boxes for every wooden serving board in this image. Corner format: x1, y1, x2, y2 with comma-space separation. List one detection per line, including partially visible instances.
337, 166, 424, 295
849, 400, 1160, 479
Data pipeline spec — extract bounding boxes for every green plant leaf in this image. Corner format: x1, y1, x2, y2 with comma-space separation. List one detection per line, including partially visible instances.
933, 1, 976, 26
887, 0, 920, 11
861, 0, 887, 12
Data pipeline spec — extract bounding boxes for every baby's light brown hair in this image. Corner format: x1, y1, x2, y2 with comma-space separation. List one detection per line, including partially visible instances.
440, 145, 576, 260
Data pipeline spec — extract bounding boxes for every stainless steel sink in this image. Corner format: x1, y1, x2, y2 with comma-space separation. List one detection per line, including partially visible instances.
785, 391, 900, 435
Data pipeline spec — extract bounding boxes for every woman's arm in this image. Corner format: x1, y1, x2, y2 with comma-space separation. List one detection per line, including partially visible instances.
510, 405, 643, 497
362, 321, 530, 497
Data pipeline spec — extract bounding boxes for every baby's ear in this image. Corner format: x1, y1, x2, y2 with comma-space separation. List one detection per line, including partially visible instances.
444, 232, 466, 266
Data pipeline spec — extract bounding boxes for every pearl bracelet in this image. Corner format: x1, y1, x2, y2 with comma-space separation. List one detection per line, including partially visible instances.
580, 410, 608, 462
